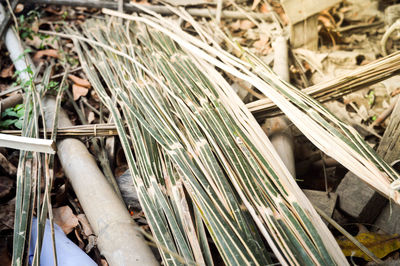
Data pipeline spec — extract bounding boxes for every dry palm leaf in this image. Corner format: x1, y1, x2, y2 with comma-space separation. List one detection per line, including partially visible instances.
41, 5, 400, 265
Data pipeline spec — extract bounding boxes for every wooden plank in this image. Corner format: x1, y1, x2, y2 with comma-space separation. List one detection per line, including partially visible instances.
281, 0, 341, 24
377, 97, 400, 164
290, 14, 319, 49
0, 133, 56, 154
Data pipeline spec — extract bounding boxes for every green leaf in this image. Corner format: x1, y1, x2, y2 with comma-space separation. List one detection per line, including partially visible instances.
0, 119, 18, 128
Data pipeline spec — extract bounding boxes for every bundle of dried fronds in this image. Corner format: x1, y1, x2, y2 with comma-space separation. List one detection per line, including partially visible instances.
46, 6, 400, 265
247, 51, 400, 118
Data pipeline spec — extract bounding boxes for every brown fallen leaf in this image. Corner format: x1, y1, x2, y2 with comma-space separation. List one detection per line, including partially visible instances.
44, 6, 66, 15
0, 153, 17, 176
91, 90, 100, 102
25, 34, 59, 50
53, 206, 79, 234
240, 20, 255, 30
68, 74, 91, 88
33, 49, 59, 61
72, 84, 89, 101
230, 20, 241, 31
337, 232, 400, 261
0, 176, 13, 199
87, 111, 95, 124
0, 65, 14, 78
14, 3, 24, 13
260, 3, 269, 13
77, 214, 93, 237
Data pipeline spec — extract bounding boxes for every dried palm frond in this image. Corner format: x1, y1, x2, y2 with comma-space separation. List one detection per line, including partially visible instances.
40, 5, 400, 265
247, 51, 400, 118
51, 14, 349, 265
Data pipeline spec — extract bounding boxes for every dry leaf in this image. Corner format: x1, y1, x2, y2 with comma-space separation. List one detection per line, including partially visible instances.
87, 111, 95, 124
0, 65, 14, 78
44, 6, 66, 15
73, 84, 89, 101
25, 35, 59, 50
33, 49, 59, 61
260, 3, 269, 13
231, 20, 241, 31
53, 206, 79, 234
91, 90, 100, 102
253, 35, 271, 55
14, 4, 24, 13
337, 232, 400, 261
68, 74, 91, 88
240, 20, 255, 30
77, 214, 93, 237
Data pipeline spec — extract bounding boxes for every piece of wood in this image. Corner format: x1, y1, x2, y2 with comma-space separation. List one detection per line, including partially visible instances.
281, 0, 340, 24
291, 15, 319, 50
0, 133, 56, 154
377, 97, 400, 164
281, 0, 340, 50
335, 100, 400, 222
303, 189, 338, 223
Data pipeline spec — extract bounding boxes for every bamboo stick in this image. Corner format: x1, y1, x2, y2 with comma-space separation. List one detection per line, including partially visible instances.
247, 52, 400, 118
0, 133, 56, 153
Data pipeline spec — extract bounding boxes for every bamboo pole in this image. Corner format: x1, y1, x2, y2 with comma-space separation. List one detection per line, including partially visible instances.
42, 97, 157, 266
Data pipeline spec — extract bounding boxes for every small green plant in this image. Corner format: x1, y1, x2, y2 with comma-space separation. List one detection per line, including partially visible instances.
18, 10, 40, 40
0, 104, 25, 129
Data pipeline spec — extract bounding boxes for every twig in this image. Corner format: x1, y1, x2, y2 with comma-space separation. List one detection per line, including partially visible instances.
381, 19, 400, 56
0, 93, 23, 113
315, 206, 383, 264
334, 21, 383, 33
215, 0, 222, 24
372, 96, 399, 127
0, 124, 119, 137
23, 0, 273, 20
